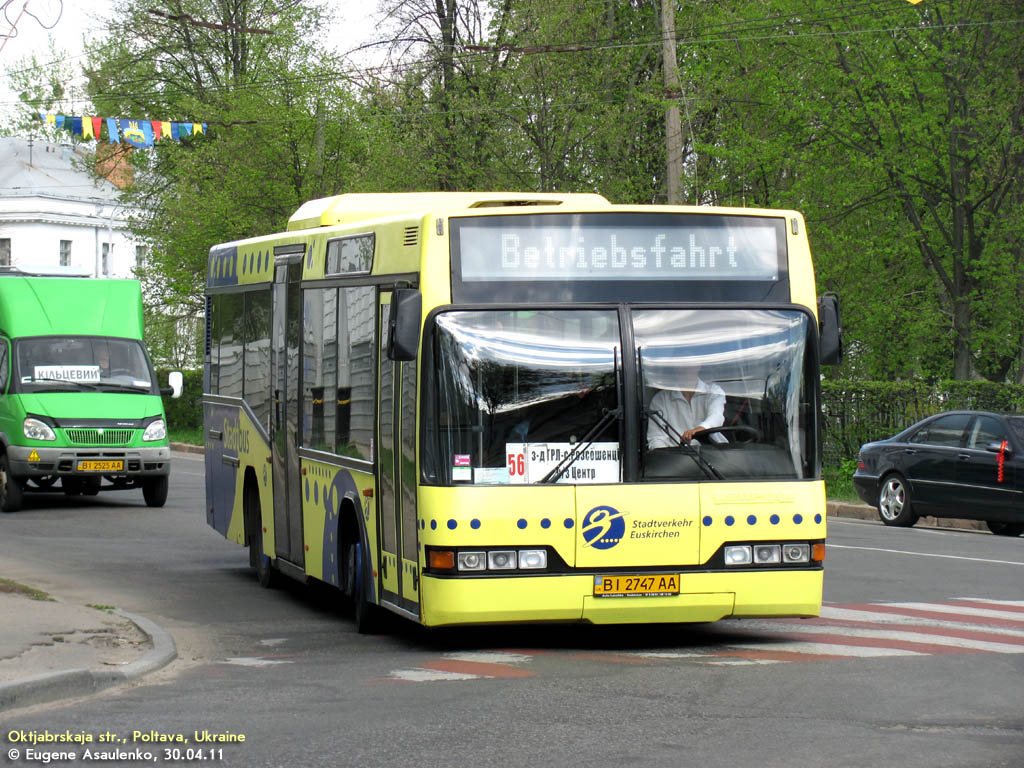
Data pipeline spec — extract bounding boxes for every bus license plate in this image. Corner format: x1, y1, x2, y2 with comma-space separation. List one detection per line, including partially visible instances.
593, 574, 680, 598
76, 460, 123, 472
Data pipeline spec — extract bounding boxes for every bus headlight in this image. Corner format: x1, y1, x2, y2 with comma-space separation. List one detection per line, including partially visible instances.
724, 546, 752, 566
487, 550, 517, 570
24, 417, 56, 441
782, 543, 810, 563
143, 419, 167, 441
753, 544, 782, 564
457, 551, 486, 571
517, 549, 547, 569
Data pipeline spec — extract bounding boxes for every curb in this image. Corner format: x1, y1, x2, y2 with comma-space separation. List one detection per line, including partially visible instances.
170, 442, 204, 455
827, 500, 988, 532
0, 610, 177, 713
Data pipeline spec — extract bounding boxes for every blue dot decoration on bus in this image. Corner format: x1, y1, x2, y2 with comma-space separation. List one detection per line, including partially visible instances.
304, 477, 309, 500
541, 518, 551, 529
747, 515, 757, 525
581, 505, 625, 550
702, 516, 712, 527
815, 513, 822, 524
420, 520, 425, 530
430, 519, 437, 530
725, 516, 735, 526
793, 514, 804, 524
471, 519, 481, 529
564, 518, 574, 529
447, 519, 457, 530
770, 514, 780, 525
517, 519, 527, 530
314, 482, 319, 505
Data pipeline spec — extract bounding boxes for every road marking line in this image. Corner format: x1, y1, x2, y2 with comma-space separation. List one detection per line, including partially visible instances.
730, 641, 923, 657
820, 607, 1024, 637
882, 602, 1024, 623
756, 624, 1024, 654
827, 544, 1024, 567
786, 616, 1024, 646
390, 668, 480, 682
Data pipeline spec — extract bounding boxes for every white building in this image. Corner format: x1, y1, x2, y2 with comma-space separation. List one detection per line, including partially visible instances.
0, 136, 145, 278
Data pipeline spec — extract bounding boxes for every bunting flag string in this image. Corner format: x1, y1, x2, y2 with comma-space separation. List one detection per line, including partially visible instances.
37, 113, 208, 149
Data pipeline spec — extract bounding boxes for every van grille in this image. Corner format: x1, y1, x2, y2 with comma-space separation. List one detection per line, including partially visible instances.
65, 429, 136, 446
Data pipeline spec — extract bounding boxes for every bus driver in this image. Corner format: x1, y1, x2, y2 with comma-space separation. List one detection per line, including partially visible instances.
646, 364, 727, 448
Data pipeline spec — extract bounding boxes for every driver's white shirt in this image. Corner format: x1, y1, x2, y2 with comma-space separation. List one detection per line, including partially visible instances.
647, 380, 727, 448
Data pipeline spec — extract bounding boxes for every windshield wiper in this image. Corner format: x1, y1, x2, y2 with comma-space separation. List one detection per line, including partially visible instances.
540, 406, 623, 483
646, 407, 723, 480
26, 377, 100, 391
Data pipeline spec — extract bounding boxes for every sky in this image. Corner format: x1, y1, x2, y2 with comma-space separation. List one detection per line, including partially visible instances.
0, 0, 381, 129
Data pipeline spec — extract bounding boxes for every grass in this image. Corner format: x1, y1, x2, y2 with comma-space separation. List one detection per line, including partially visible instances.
169, 426, 203, 446
823, 459, 864, 504
0, 577, 54, 601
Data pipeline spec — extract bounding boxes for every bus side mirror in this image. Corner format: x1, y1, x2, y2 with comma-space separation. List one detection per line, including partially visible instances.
164, 370, 183, 399
817, 292, 842, 366
388, 289, 422, 362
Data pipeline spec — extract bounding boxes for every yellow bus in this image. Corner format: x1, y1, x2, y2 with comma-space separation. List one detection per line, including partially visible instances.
203, 192, 841, 631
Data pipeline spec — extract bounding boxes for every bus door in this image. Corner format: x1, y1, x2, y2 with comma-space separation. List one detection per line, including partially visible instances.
376, 292, 420, 615
271, 249, 305, 567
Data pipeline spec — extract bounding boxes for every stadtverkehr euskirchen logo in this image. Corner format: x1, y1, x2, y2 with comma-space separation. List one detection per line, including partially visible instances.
582, 505, 626, 549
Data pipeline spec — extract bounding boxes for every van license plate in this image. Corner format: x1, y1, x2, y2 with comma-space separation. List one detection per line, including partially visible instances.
77, 460, 124, 472
593, 574, 680, 597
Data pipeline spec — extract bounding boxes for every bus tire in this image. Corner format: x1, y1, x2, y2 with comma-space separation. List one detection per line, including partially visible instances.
877, 473, 918, 527
143, 476, 168, 507
246, 481, 278, 589
348, 540, 382, 634
0, 454, 24, 513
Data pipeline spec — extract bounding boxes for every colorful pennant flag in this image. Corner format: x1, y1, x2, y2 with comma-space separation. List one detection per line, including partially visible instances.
35, 113, 209, 147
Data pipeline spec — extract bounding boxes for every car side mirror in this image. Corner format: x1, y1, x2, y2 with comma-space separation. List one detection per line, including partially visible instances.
984, 440, 1012, 456
387, 288, 422, 362
162, 371, 184, 399
817, 292, 842, 366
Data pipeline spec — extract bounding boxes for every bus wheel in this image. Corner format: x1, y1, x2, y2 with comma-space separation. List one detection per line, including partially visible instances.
0, 455, 24, 513
247, 483, 278, 589
142, 476, 169, 507
878, 474, 918, 527
347, 540, 381, 634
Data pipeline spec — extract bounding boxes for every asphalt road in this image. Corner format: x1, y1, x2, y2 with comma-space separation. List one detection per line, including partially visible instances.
1, 451, 1022, 768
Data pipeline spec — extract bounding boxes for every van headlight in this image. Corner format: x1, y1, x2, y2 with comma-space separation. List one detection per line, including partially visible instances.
24, 417, 56, 441
143, 419, 167, 441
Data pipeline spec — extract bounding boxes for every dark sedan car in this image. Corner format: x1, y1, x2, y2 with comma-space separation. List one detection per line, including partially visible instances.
852, 410, 1024, 535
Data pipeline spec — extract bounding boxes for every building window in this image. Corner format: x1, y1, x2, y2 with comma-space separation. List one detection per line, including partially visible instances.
102, 242, 112, 276
0, 238, 10, 267
135, 245, 148, 271
60, 240, 72, 267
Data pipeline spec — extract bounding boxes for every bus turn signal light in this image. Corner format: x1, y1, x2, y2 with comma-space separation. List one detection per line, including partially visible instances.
812, 543, 826, 562
428, 550, 455, 570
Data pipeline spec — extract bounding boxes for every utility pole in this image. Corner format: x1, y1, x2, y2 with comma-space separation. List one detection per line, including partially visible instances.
660, 0, 683, 204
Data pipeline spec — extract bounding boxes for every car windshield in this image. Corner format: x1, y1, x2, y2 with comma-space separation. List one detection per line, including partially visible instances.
14, 336, 154, 394
426, 308, 815, 484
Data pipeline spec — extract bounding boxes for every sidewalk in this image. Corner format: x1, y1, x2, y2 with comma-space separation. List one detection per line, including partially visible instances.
0, 499, 984, 714
0, 583, 176, 713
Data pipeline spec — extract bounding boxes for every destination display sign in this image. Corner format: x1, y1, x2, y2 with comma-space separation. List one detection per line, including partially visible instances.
454, 213, 784, 283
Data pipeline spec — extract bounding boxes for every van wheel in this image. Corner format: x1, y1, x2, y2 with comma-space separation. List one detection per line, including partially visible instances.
0, 454, 24, 513
142, 476, 168, 507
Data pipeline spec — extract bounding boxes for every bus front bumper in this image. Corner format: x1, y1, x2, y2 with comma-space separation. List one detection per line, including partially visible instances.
7, 444, 172, 479
419, 570, 823, 627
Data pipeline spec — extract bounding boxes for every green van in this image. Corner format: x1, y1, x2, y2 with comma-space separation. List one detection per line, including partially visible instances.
0, 275, 182, 512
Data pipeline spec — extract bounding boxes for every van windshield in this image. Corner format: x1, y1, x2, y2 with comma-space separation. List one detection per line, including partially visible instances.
14, 336, 154, 394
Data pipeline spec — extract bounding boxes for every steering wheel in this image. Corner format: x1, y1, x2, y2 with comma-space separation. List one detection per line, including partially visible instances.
693, 425, 761, 444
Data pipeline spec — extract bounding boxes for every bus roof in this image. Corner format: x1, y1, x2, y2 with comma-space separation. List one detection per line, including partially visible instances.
286, 192, 612, 231
0, 277, 144, 339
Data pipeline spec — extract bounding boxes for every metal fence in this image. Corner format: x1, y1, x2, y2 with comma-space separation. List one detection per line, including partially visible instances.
822, 380, 1024, 466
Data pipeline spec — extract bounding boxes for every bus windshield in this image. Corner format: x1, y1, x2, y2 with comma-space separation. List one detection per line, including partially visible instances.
14, 336, 154, 394
428, 308, 813, 484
